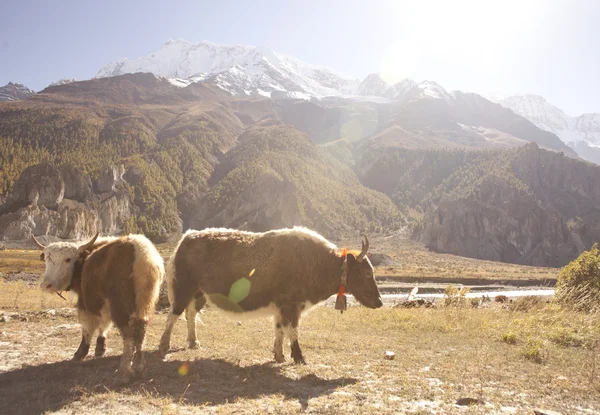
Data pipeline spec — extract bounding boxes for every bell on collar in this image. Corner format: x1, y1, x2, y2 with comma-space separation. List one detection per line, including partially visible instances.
335, 293, 347, 313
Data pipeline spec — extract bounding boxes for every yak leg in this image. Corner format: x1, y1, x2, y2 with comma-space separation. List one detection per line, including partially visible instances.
159, 288, 196, 358
115, 318, 136, 385
186, 293, 206, 350
132, 317, 148, 375
273, 313, 285, 363
95, 310, 112, 357
73, 311, 98, 361
158, 312, 178, 358
280, 305, 306, 365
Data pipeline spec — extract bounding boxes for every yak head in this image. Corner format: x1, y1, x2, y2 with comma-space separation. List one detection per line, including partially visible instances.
32, 233, 99, 293
346, 236, 383, 309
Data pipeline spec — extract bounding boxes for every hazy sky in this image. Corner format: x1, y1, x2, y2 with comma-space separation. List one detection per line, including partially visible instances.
1, 0, 598, 115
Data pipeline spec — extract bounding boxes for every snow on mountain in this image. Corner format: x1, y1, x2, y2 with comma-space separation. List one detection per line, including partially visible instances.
49, 77, 79, 87
415, 81, 451, 99
499, 95, 574, 135
499, 94, 600, 164
0, 82, 35, 101
357, 73, 390, 97
97, 39, 358, 99
356, 74, 418, 100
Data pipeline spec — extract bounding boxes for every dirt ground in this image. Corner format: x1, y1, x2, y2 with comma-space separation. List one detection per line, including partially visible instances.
0, 235, 590, 414
0, 297, 599, 414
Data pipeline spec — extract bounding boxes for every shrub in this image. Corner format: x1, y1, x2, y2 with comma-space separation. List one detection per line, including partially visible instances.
443, 284, 470, 307
555, 243, 600, 312
508, 296, 545, 312
520, 339, 546, 364
501, 331, 518, 345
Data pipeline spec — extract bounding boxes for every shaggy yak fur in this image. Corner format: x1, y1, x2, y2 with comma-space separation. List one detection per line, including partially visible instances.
34, 233, 164, 384
159, 227, 382, 364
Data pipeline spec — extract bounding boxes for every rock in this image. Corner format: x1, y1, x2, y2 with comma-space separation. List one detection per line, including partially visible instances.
416, 174, 579, 267
384, 351, 395, 360
59, 165, 95, 203
0, 163, 131, 241
3, 163, 65, 211
533, 409, 562, 415
94, 165, 125, 194
494, 295, 509, 303
455, 397, 483, 406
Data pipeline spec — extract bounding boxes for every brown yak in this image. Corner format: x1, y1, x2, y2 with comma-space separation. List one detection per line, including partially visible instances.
34, 233, 164, 384
159, 227, 382, 364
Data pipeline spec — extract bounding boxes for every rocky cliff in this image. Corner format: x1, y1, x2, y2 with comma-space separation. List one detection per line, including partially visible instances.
415, 174, 578, 267
0, 163, 131, 243
358, 142, 600, 266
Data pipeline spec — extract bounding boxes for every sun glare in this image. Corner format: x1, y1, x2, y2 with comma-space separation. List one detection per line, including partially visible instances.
379, 0, 543, 85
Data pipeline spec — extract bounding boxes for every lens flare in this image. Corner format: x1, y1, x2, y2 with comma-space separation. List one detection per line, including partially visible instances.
229, 278, 251, 303
178, 363, 189, 376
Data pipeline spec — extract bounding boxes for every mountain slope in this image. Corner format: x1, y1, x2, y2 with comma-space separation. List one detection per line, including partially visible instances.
500, 94, 600, 164
357, 142, 600, 266
0, 74, 403, 242
358, 90, 575, 155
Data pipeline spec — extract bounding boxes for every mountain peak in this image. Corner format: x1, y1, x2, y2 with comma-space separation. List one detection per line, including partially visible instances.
500, 94, 600, 164
49, 78, 79, 87
96, 39, 358, 99
0, 82, 35, 101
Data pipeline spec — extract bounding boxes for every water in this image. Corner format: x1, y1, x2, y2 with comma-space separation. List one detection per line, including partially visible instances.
322, 288, 555, 307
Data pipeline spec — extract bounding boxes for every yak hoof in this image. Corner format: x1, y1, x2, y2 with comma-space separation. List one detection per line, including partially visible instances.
132, 355, 146, 375
72, 351, 86, 362
158, 343, 170, 359
95, 346, 106, 357
293, 357, 307, 365
274, 353, 286, 363
188, 340, 200, 350
115, 367, 135, 386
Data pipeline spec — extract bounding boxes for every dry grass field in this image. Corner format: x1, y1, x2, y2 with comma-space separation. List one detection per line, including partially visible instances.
0, 238, 592, 414
0, 279, 598, 414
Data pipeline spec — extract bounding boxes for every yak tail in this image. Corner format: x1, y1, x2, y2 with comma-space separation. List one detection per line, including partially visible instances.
130, 235, 165, 320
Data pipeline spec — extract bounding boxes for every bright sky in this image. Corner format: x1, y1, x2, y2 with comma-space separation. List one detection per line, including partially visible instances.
1, 0, 598, 115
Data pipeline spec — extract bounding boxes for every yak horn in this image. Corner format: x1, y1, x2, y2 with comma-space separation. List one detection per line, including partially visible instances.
32, 235, 45, 250
357, 234, 369, 261
78, 232, 100, 252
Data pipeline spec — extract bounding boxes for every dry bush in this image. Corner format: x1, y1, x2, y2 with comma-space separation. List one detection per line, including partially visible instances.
443, 284, 470, 307
555, 243, 600, 313
508, 296, 546, 312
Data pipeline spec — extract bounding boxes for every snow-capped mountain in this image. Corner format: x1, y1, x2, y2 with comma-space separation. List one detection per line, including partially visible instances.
499, 94, 600, 164
97, 39, 358, 99
96, 39, 454, 102
92, 38, 586, 159
0, 82, 35, 101
49, 77, 79, 87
